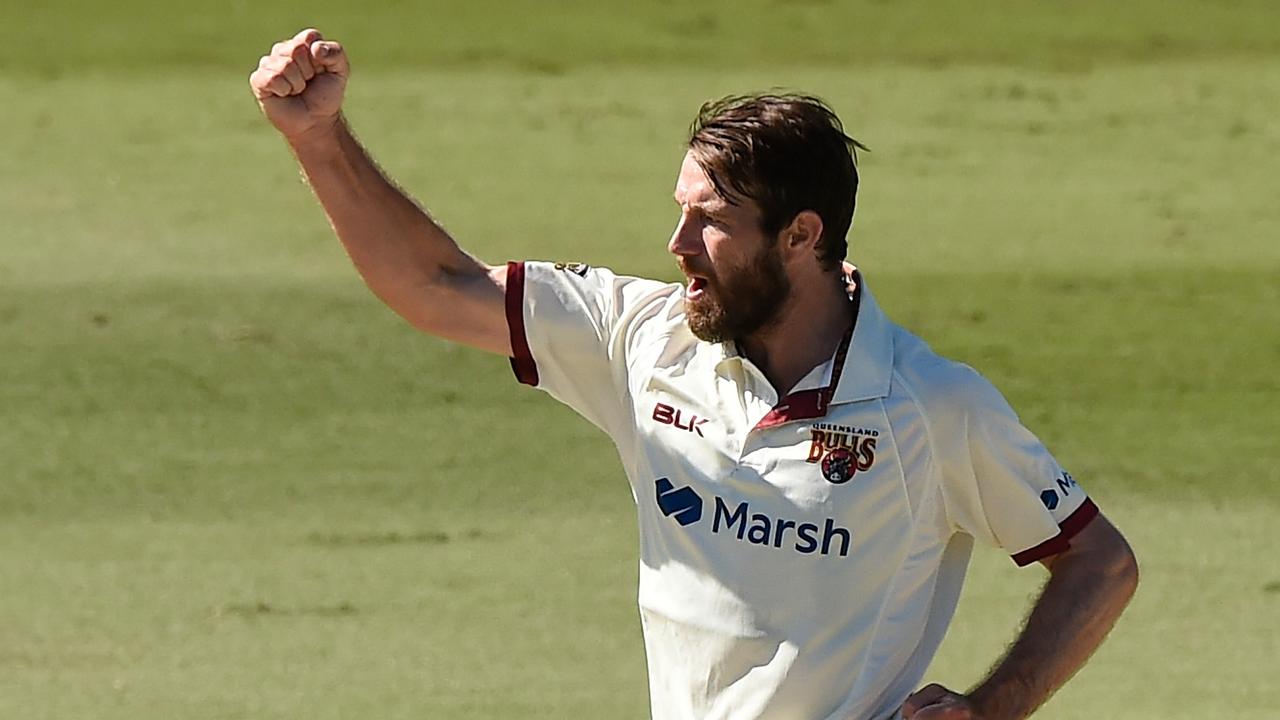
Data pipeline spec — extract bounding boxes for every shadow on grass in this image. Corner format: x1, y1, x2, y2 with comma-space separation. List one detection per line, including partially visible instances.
213, 601, 358, 619
303, 529, 485, 547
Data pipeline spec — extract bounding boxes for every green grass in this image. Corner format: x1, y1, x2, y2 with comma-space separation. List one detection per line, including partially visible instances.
2, 2, 1279, 718
6, 0, 1280, 75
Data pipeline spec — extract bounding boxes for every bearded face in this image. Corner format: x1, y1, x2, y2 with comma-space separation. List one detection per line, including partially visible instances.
671, 151, 796, 344
684, 241, 791, 343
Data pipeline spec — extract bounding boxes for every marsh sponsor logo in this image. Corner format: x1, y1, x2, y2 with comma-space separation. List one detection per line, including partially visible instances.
712, 497, 851, 557
653, 479, 852, 558
655, 478, 703, 526
1042, 471, 1078, 511
1040, 489, 1059, 510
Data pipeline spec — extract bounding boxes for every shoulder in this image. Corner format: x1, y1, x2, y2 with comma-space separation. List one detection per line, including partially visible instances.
888, 327, 1017, 437
526, 261, 692, 359
520, 261, 681, 321
526, 261, 678, 303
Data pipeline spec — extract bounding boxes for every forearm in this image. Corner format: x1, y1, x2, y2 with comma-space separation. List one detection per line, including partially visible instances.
289, 117, 486, 318
968, 548, 1138, 719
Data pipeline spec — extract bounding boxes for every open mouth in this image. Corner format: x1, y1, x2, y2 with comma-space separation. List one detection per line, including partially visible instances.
686, 276, 708, 299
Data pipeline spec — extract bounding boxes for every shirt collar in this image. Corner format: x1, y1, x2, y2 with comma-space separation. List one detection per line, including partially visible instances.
708, 270, 896, 429
831, 274, 895, 404
708, 270, 895, 400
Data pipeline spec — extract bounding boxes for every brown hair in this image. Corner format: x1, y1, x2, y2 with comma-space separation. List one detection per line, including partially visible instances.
687, 94, 868, 270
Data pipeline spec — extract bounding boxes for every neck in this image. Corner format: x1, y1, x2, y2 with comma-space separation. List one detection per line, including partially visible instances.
737, 273, 853, 396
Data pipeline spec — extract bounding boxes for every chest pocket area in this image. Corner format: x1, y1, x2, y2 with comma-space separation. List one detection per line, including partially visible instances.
738, 402, 911, 531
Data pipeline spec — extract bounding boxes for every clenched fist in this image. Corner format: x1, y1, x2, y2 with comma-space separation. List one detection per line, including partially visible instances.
249, 28, 349, 142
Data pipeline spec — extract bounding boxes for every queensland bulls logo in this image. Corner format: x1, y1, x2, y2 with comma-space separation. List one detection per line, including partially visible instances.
807, 424, 877, 485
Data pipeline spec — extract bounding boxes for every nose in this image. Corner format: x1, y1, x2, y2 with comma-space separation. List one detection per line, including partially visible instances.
668, 214, 702, 258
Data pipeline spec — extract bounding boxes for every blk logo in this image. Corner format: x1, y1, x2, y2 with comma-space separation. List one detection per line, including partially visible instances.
652, 402, 709, 437
655, 478, 703, 526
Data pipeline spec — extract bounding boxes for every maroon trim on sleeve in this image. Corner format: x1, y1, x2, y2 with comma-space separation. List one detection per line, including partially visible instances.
1010, 498, 1100, 567
505, 260, 539, 386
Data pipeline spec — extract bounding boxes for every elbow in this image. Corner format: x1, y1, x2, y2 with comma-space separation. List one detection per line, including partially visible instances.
1121, 547, 1140, 597
1105, 537, 1140, 603
1053, 517, 1140, 604
1068, 513, 1140, 600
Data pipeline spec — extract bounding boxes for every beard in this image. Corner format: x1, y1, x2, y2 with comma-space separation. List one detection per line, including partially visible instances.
685, 245, 791, 343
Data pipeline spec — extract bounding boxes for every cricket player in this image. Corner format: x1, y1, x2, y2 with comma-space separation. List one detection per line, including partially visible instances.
250, 29, 1139, 720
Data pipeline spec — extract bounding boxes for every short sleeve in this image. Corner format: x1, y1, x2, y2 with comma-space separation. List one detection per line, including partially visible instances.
505, 260, 678, 438
934, 368, 1098, 566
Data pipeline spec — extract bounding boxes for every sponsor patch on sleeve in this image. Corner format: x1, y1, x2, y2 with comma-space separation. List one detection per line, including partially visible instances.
553, 262, 590, 277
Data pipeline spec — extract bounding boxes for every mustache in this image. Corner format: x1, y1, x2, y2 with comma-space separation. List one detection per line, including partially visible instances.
677, 260, 715, 280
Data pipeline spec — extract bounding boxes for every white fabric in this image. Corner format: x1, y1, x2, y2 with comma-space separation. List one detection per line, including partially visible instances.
510, 261, 1093, 720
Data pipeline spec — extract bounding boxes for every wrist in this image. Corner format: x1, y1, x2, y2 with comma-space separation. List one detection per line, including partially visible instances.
966, 688, 994, 719
966, 685, 1025, 720
286, 114, 345, 155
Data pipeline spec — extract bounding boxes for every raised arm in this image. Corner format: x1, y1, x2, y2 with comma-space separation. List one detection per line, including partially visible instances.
249, 28, 510, 355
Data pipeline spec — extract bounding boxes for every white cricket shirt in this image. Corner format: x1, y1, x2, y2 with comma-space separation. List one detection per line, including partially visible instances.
504, 261, 1098, 720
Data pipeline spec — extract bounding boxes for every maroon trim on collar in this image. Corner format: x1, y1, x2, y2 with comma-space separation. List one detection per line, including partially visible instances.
1010, 498, 1099, 567
505, 261, 539, 386
752, 279, 862, 431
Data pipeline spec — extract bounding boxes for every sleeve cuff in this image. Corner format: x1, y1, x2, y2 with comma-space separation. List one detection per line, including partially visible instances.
1010, 498, 1100, 567
505, 260, 538, 386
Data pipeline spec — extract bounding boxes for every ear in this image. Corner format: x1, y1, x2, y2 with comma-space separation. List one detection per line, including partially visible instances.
779, 210, 824, 261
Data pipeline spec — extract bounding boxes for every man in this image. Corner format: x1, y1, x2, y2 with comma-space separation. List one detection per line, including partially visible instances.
250, 29, 1138, 720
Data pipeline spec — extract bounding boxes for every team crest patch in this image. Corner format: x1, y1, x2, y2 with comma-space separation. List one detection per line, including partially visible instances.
553, 261, 590, 277
807, 423, 878, 485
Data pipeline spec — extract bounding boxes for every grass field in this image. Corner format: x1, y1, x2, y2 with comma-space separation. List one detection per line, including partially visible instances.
2, 2, 1278, 718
